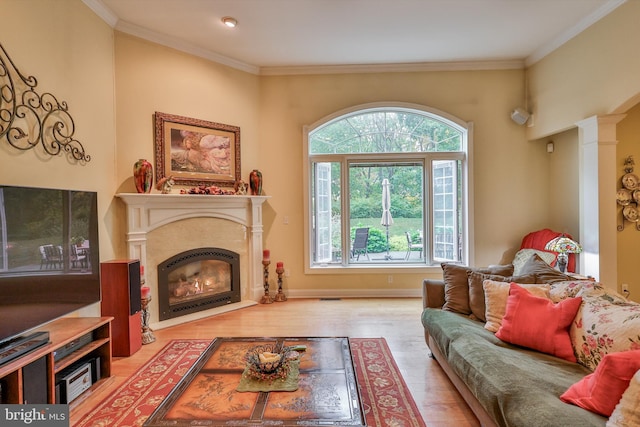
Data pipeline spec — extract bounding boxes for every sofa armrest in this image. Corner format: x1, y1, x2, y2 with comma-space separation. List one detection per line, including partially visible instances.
423, 279, 445, 309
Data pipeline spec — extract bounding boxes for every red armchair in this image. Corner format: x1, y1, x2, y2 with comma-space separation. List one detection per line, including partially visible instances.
520, 229, 577, 273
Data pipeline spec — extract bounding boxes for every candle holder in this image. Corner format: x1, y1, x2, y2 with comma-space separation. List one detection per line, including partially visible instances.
260, 259, 274, 304
274, 265, 287, 302
141, 296, 156, 344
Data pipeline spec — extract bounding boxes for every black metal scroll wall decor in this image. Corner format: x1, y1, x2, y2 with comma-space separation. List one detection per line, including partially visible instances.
0, 42, 90, 162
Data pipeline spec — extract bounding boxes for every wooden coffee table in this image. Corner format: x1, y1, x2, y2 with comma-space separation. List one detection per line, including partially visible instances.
143, 337, 366, 426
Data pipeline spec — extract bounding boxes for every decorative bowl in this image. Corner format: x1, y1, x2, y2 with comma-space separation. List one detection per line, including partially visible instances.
245, 344, 289, 381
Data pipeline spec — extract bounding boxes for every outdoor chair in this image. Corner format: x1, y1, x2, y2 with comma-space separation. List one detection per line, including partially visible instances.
351, 227, 370, 260
70, 244, 88, 268
40, 244, 63, 269
405, 232, 423, 260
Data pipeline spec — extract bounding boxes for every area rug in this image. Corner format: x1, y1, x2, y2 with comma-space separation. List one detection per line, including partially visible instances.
75, 338, 426, 427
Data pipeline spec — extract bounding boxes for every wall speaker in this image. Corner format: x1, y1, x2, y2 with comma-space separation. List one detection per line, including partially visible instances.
510, 107, 530, 125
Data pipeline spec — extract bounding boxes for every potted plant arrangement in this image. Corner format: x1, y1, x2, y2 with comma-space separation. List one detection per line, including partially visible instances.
71, 236, 85, 247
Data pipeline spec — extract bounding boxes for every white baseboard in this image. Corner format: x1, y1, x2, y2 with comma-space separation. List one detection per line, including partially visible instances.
285, 288, 422, 299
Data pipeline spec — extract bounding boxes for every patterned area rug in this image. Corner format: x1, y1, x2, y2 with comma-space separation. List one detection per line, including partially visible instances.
75, 338, 426, 427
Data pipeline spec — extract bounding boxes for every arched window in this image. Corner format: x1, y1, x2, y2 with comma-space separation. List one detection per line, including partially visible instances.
304, 103, 470, 270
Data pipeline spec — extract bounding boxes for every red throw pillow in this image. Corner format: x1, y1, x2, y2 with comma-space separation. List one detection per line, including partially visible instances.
495, 283, 582, 362
561, 350, 640, 417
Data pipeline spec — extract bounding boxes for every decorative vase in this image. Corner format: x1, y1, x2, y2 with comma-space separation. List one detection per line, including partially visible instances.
249, 169, 262, 195
134, 159, 153, 193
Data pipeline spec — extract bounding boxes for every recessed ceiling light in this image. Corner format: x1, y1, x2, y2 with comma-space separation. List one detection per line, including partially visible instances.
222, 17, 237, 28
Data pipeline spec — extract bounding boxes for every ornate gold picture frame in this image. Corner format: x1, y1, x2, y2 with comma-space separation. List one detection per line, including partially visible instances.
154, 112, 240, 187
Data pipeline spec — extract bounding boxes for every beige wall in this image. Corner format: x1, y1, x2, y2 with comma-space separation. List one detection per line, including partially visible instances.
256, 70, 553, 290
545, 128, 580, 239
112, 34, 551, 292
112, 32, 261, 256
527, 1, 640, 140
0, 0, 117, 315
616, 104, 640, 301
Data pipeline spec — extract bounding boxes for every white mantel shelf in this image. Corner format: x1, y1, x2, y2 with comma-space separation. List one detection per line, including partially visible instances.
116, 193, 269, 232
116, 193, 270, 327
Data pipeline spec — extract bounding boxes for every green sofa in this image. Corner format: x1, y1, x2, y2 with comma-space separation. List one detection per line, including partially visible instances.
421, 279, 606, 427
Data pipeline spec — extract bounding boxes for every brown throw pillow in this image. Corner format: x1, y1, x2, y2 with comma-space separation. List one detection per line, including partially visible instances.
519, 253, 572, 284
441, 263, 514, 315
467, 271, 537, 322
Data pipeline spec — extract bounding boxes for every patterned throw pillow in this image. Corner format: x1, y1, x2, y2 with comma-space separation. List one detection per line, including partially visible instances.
549, 280, 595, 302
570, 290, 640, 371
607, 368, 640, 427
550, 280, 627, 303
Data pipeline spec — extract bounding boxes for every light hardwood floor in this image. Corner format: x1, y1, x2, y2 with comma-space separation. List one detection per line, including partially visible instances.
70, 298, 480, 427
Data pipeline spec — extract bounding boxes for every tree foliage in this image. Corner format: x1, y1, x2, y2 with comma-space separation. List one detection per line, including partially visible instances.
310, 110, 462, 155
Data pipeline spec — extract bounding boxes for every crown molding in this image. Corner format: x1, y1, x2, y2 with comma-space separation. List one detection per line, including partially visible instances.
259, 60, 525, 76
526, 0, 627, 66
82, 0, 118, 27
114, 20, 260, 75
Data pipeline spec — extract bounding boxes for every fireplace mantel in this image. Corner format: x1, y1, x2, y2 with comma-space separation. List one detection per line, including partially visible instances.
116, 193, 269, 328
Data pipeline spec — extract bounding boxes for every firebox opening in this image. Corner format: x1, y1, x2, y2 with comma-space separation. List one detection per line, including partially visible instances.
157, 248, 241, 321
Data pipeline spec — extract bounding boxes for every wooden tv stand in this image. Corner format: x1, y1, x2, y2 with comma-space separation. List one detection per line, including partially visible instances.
0, 317, 112, 408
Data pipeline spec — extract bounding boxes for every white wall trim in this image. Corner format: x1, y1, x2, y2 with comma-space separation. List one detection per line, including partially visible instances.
81, 0, 118, 27
259, 60, 524, 76
287, 289, 422, 299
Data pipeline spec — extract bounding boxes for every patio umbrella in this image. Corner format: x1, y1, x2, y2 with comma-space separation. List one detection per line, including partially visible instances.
380, 179, 394, 259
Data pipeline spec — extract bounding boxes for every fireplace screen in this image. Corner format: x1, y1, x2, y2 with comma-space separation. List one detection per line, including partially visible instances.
157, 248, 240, 320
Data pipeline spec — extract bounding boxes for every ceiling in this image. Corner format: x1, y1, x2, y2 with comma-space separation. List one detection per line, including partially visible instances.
87, 0, 625, 75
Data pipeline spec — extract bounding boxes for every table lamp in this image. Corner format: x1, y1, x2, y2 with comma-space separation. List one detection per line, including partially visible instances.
545, 235, 582, 273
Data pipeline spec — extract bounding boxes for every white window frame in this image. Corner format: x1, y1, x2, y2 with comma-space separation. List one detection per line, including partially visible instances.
302, 102, 473, 274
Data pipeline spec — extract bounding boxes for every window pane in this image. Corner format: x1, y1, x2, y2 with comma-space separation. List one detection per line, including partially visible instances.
348, 162, 423, 264
307, 105, 467, 271
310, 110, 462, 154
432, 160, 461, 262
312, 162, 341, 264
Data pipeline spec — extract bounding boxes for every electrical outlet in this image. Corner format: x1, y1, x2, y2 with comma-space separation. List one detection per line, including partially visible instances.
622, 283, 629, 294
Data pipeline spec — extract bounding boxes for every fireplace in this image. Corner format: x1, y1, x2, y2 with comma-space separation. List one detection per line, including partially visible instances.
116, 193, 269, 330
157, 248, 241, 321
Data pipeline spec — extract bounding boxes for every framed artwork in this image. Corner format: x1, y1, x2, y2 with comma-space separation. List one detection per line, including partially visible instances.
154, 112, 241, 187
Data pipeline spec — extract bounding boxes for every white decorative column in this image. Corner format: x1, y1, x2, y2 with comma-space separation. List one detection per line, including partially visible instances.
577, 114, 625, 288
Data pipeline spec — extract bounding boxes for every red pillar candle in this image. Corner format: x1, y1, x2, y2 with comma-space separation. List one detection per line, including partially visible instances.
276, 262, 284, 269
141, 286, 151, 299
263, 249, 270, 261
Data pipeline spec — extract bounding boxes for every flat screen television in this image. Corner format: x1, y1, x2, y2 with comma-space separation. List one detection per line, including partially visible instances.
0, 185, 100, 348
